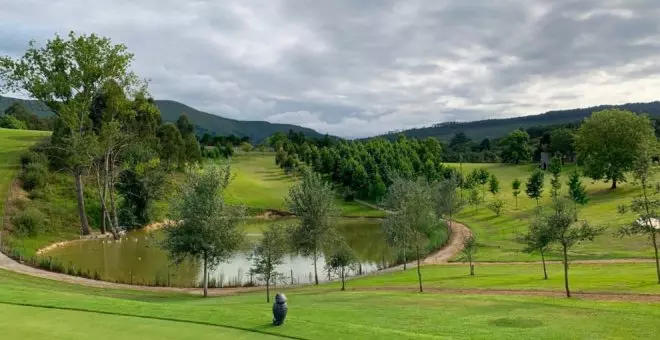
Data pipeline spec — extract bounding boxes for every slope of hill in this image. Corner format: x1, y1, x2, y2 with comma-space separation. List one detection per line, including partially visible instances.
0, 95, 323, 142
377, 101, 660, 141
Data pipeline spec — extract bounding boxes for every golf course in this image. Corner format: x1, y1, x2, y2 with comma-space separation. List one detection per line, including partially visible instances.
1, 127, 660, 339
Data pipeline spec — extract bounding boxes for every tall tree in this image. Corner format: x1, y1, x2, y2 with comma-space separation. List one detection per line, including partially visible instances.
157, 123, 184, 168
488, 174, 500, 196
434, 174, 463, 230
519, 212, 554, 279
549, 128, 575, 159
500, 129, 532, 164
567, 171, 589, 221
162, 165, 246, 297
526, 169, 545, 206
547, 199, 603, 297
287, 167, 339, 285
384, 177, 436, 292
618, 148, 660, 284
383, 176, 413, 270
1, 32, 139, 235
512, 178, 522, 209
575, 109, 656, 189
250, 224, 288, 302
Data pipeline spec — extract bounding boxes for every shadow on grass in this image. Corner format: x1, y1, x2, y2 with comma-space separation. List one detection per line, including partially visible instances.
0, 300, 307, 340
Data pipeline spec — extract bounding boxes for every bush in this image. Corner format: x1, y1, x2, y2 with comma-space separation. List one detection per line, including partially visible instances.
11, 207, 46, 237
21, 162, 48, 191
20, 151, 48, 168
487, 197, 505, 216
0, 115, 28, 129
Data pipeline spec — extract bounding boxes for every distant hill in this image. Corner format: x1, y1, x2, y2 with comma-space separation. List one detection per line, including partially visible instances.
376, 101, 660, 141
0, 95, 324, 142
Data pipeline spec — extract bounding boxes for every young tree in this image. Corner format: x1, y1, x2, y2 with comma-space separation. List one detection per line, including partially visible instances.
383, 176, 413, 269
618, 149, 660, 284
575, 109, 656, 189
488, 197, 505, 216
1, 32, 140, 235
519, 212, 554, 279
488, 174, 500, 196
384, 177, 437, 292
434, 175, 463, 229
462, 236, 478, 276
287, 167, 339, 285
526, 169, 545, 206
468, 188, 481, 212
547, 199, 603, 297
567, 171, 589, 221
470, 168, 490, 198
548, 155, 562, 198
512, 178, 522, 209
500, 129, 532, 164
250, 224, 288, 302
325, 238, 356, 291
162, 165, 246, 297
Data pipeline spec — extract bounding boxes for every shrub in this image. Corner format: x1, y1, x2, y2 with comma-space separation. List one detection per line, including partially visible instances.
11, 207, 46, 237
0, 115, 28, 129
21, 162, 48, 191
20, 151, 48, 168
487, 197, 505, 216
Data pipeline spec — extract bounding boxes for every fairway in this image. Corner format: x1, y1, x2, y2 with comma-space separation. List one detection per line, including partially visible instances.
450, 163, 657, 261
1, 268, 659, 340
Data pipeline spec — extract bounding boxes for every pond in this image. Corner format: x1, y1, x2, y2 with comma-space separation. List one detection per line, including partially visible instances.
43, 218, 394, 287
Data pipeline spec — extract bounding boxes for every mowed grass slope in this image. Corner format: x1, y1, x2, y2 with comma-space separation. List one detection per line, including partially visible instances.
1, 269, 659, 340
223, 154, 384, 217
451, 163, 656, 261
0, 128, 49, 224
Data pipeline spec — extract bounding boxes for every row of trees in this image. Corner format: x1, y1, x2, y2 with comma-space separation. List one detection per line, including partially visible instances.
1, 32, 201, 237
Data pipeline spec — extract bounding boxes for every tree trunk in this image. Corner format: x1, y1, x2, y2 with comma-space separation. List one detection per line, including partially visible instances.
416, 245, 423, 293
203, 252, 209, 297
403, 245, 407, 270
266, 276, 270, 302
515, 196, 518, 210
469, 254, 474, 276
100, 205, 107, 234
341, 267, 345, 291
75, 172, 91, 236
611, 178, 617, 189
562, 244, 571, 298
652, 232, 660, 284
313, 249, 319, 285
540, 248, 548, 280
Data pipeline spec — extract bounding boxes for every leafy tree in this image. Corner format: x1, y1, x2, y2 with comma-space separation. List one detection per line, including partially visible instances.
549, 128, 575, 158
479, 138, 492, 151
575, 109, 656, 189
157, 123, 184, 168
470, 168, 490, 198
1, 32, 139, 235
176, 114, 195, 136
468, 188, 481, 212
434, 175, 463, 229
383, 177, 413, 269
512, 178, 522, 209
567, 171, 589, 221
462, 236, 477, 276
325, 238, 356, 291
519, 212, 554, 279
500, 129, 531, 164
287, 168, 339, 285
0, 115, 27, 129
547, 199, 603, 297
250, 224, 288, 302
162, 165, 246, 297
487, 197, 505, 216
488, 174, 500, 196
384, 177, 436, 292
548, 155, 562, 198
369, 172, 387, 201
618, 149, 660, 284
182, 133, 202, 165
526, 169, 545, 206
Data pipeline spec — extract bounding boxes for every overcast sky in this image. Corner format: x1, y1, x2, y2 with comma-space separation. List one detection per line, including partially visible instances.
2, 1, 660, 138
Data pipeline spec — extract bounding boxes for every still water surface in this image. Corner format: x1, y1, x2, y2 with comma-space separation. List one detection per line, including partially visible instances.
45, 218, 393, 287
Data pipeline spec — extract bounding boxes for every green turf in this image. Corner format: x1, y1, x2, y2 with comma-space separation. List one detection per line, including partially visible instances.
221, 154, 384, 217
450, 163, 657, 261
0, 268, 659, 339
346, 262, 660, 294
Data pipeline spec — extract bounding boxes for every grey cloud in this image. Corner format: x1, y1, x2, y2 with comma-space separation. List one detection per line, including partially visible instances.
1, 0, 660, 137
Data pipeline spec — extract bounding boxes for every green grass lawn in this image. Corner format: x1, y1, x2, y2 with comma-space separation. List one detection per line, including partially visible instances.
346, 262, 660, 294
450, 163, 657, 261
0, 128, 49, 226
0, 268, 659, 339
221, 154, 384, 217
